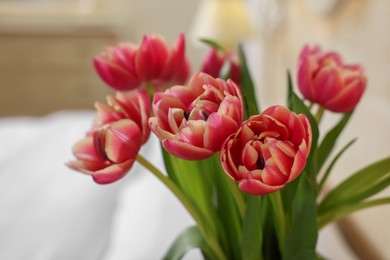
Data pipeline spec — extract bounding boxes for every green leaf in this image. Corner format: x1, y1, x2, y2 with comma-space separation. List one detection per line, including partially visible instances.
162, 147, 180, 184
163, 226, 216, 260
219, 59, 231, 80
241, 195, 265, 260
317, 138, 357, 193
319, 156, 390, 213
286, 71, 319, 153
238, 44, 259, 117
289, 89, 319, 153
318, 197, 390, 228
287, 70, 294, 110
208, 155, 242, 259
199, 38, 225, 51
343, 175, 390, 203
198, 155, 243, 259
287, 75, 319, 185
317, 112, 353, 172
283, 173, 318, 260
162, 149, 220, 238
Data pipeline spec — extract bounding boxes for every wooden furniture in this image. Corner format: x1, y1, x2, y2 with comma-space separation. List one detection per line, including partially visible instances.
0, 15, 117, 116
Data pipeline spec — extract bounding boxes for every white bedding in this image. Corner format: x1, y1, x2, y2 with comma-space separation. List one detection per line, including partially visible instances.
0, 111, 197, 260
0, 108, 387, 259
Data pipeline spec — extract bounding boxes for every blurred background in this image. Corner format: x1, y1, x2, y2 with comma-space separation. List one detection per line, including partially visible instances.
0, 0, 389, 259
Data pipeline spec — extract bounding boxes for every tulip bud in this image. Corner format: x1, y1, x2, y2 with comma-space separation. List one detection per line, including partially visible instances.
297, 44, 367, 113
201, 48, 241, 85
93, 34, 190, 92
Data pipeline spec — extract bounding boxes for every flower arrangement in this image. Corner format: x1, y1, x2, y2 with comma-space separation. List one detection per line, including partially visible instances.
67, 34, 390, 259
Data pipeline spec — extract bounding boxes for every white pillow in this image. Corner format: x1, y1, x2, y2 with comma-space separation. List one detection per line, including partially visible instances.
0, 111, 126, 260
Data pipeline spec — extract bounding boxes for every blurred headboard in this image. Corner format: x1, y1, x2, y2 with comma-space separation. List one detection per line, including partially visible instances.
0, 14, 117, 116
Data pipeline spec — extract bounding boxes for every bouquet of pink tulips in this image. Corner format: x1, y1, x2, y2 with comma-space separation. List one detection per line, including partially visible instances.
67, 34, 390, 259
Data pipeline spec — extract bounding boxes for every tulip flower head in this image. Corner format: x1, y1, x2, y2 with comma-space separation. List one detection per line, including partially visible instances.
93, 88, 152, 144
67, 119, 142, 184
93, 34, 190, 92
201, 48, 241, 85
149, 73, 244, 160
68, 88, 152, 184
297, 44, 366, 113
220, 106, 312, 195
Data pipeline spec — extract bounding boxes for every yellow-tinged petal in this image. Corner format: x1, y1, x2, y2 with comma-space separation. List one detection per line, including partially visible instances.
105, 119, 141, 163
162, 139, 213, 160
92, 159, 135, 184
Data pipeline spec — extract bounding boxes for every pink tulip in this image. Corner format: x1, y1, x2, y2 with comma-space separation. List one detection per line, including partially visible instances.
93, 34, 190, 92
149, 72, 244, 160
297, 44, 366, 113
67, 119, 142, 184
220, 106, 312, 195
201, 48, 241, 85
93, 88, 152, 144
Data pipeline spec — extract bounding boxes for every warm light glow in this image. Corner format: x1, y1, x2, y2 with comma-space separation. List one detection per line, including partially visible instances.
190, 0, 255, 50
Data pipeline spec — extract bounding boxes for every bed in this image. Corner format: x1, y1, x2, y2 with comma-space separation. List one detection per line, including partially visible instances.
0, 100, 388, 259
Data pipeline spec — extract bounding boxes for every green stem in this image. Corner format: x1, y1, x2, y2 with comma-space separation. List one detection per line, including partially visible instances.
226, 178, 246, 218
308, 102, 314, 111
270, 191, 286, 250
315, 106, 325, 123
144, 82, 155, 99
136, 154, 226, 260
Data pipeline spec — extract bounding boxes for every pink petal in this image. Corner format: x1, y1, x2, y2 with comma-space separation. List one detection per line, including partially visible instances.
135, 36, 157, 81
241, 142, 258, 170
314, 67, 343, 104
261, 159, 288, 185
269, 143, 294, 176
297, 56, 318, 101
218, 95, 243, 124
204, 113, 239, 152
147, 35, 170, 76
105, 120, 142, 163
288, 140, 309, 182
179, 120, 206, 147
188, 73, 216, 96
72, 136, 102, 162
93, 57, 140, 91
167, 85, 198, 106
220, 137, 241, 180
298, 114, 312, 151
200, 48, 224, 78
66, 160, 107, 174
114, 92, 141, 122
238, 179, 284, 195
323, 78, 366, 112
92, 159, 135, 184
162, 139, 213, 160
175, 58, 190, 84
112, 45, 136, 72
167, 108, 186, 134
160, 33, 187, 82
94, 101, 123, 126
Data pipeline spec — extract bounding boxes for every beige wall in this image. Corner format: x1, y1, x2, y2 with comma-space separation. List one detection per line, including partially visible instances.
109, 0, 203, 70
0, 29, 117, 116
0, 0, 203, 116
246, 0, 390, 258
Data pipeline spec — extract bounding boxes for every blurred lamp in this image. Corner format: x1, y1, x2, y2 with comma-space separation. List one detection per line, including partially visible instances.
190, 0, 255, 50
